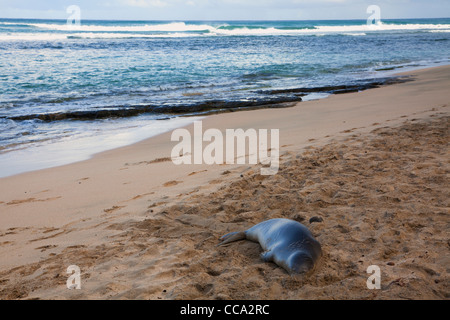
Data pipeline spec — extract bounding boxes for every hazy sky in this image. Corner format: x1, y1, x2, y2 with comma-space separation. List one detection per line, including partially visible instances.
0, 0, 449, 20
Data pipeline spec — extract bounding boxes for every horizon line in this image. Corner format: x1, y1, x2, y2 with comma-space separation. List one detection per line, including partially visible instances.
1, 17, 449, 22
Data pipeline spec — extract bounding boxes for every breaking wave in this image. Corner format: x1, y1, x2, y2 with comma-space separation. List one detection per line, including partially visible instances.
1, 21, 449, 40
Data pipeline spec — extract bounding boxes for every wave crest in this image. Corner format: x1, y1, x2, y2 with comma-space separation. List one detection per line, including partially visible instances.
0, 21, 449, 40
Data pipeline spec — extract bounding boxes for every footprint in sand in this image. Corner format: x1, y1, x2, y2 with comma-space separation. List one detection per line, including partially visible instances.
66, 245, 87, 249
29, 230, 67, 243
35, 245, 58, 252
120, 192, 155, 203
132, 192, 154, 200
36, 189, 50, 194
163, 181, 183, 187
77, 177, 90, 185
3, 227, 28, 236
43, 227, 59, 234
188, 170, 208, 176
6, 196, 62, 205
103, 206, 126, 213
126, 157, 172, 167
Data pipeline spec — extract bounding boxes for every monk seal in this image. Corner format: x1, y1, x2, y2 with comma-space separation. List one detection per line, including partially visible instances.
217, 218, 322, 274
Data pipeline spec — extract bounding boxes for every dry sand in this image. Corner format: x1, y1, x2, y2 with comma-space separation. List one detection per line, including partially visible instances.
0, 65, 449, 300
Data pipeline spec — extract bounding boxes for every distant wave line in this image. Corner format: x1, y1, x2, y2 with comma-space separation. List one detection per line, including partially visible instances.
1, 21, 449, 35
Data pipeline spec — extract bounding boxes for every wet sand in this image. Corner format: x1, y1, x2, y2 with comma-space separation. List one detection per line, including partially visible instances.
0, 65, 449, 300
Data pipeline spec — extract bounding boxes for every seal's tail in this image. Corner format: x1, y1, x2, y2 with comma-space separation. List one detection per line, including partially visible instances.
217, 231, 246, 247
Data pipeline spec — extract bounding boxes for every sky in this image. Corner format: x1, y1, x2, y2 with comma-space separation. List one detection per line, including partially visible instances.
0, 0, 449, 21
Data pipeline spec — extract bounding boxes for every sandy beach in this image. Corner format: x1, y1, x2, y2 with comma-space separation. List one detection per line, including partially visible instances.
0, 65, 448, 300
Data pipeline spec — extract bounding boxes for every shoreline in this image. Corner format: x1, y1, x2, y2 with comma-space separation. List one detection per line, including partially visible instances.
0, 115, 205, 178
0, 64, 448, 299
1, 62, 447, 179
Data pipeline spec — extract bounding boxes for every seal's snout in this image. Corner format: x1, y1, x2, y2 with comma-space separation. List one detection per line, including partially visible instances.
289, 252, 314, 274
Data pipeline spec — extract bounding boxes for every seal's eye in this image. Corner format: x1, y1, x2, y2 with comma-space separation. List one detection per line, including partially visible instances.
289, 252, 314, 274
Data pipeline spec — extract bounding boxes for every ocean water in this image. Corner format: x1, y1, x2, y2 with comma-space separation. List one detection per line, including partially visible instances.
0, 18, 449, 177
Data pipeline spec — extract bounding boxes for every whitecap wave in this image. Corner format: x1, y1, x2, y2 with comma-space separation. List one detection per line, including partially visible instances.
0, 32, 208, 41
211, 23, 450, 36
428, 29, 450, 33
313, 23, 450, 33
0, 33, 68, 41
27, 21, 216, 33
30, 21, 450, 34
340, 32, 367, 36
1, 21, 449, 39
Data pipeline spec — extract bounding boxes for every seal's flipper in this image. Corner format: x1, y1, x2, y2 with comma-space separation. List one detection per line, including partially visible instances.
261, 250, 274, 262
217, 231, 246, 247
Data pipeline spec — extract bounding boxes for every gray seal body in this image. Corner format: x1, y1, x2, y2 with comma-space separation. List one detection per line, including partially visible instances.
218, 218, 322, 274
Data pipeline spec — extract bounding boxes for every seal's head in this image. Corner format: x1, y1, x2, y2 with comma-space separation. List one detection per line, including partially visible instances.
288, 251, 315, 274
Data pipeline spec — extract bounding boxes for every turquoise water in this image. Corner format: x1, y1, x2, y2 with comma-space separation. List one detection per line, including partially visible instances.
0, 19, 449, 176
